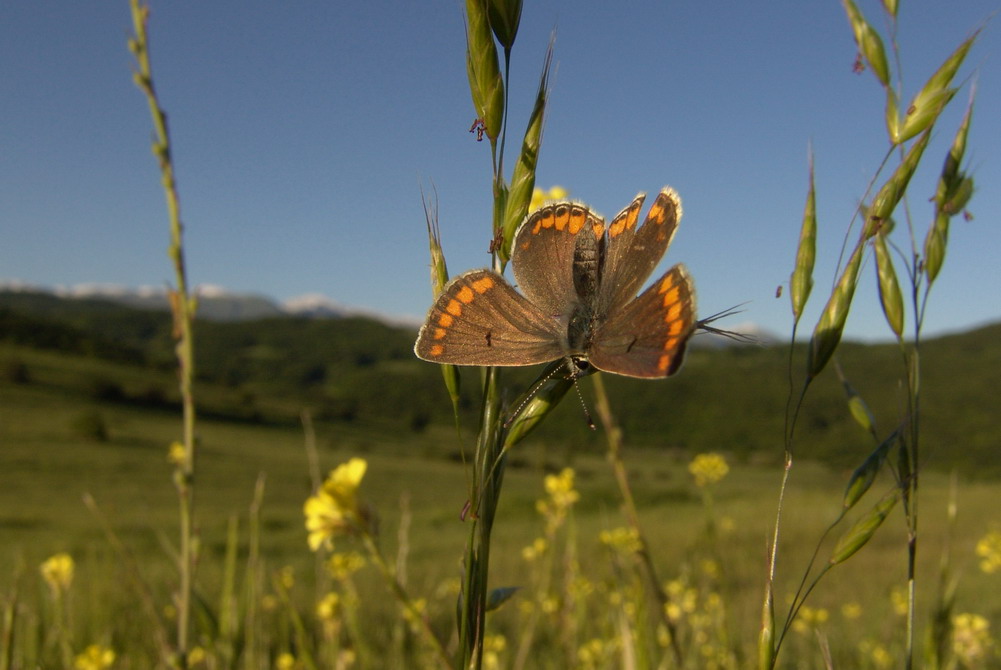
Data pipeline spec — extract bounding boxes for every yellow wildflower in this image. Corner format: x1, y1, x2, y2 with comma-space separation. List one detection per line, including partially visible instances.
40, 552, 74, 593
841, 602, 862, 620
187, 647, 206, 666
975, 530, 1001, 574
689, 452, 729, 487
599, 526, 642, 554
792, 606, 829, 634
953, 612, 993, 666
522, 537, 547, 562
530, 186, 568, 211
304, 458, 370, 551
326, 551, 366, 580
275, 652, 297, 670
859, 639, 893, 669
73, 644, 115, 670
316, 592, 341, 621
544, 468, 580, 509
482, 634, 507, 670
167, 440, 186, 465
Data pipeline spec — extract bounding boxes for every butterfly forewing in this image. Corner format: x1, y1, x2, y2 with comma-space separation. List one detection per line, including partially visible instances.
511, 201, 601, 319
414, 270, 564, 366
596, 188, 682, 317
589, 264, 697, 378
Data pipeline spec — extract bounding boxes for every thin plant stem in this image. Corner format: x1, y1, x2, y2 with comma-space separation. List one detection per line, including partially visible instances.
591, 372, 684, 666
128, 2, 198, 664
361, 533, 455, 670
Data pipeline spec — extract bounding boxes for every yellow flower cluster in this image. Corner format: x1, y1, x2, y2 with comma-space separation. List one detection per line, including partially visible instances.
327, 550, 367, 580
304, 458, 369, 552
482, 633, 507, 670
791, 605, 829, 634
316, 592, 340, 622
536, 467, 579, 531
40, 552, 74, 593
688, 453, 729, 488
952, 613, 994, 666
976, 529, 1001, 574
73, 644, 115, 670
598, 527, 642, 555
167, 440, 186, 466
529, 186, 568, 211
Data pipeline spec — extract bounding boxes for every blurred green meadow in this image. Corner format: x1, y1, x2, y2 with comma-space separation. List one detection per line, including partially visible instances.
2, 332, 1000, 667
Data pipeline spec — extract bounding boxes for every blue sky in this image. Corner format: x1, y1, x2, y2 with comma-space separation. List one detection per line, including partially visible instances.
2, 1, 998, 342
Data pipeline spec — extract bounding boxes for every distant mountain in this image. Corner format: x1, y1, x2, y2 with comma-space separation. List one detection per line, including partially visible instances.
0, 281, 414, 326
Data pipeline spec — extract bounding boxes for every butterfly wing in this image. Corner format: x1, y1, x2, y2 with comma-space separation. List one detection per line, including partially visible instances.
511, 201, 603, 319
589, 264, 696, 378
596, 188, 682, 316
414, 270, 565, 366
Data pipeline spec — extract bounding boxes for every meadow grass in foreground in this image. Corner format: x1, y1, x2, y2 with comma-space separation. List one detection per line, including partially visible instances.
2, 380, 1000, 667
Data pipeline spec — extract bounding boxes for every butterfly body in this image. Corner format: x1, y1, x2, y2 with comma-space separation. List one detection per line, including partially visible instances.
415, 187, 697, 378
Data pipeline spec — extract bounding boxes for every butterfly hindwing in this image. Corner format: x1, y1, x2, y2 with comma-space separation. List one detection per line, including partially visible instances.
589, 263, 697, 378
414, 270, 564, 366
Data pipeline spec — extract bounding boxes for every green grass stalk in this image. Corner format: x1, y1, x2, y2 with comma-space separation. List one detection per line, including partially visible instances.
127, 2, 200, 664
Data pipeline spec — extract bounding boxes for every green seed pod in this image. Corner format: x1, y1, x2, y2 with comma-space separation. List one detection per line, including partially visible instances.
937, 101, 973, 202
757, 585, 775, 670
923, 212, 949, 284
842, 0, 889, 86
830, 491, 899, 565
874, 232, 904, 338
869, 130, 931, 225
899, 88, 955, 143
421, 193, 462, 410
487, 0, 523, 51
808, 243, 864, 379
500, 43, 551, 259
861, 23, 890, 87
843, 431, 897, 510
885, 88, 901, 144
943, 176, 974, 215
899, 31, 978, 142
790, 159, 816, 322
502, 360, 575, 449
843, 374, 878, 438
465, 0, 505, 142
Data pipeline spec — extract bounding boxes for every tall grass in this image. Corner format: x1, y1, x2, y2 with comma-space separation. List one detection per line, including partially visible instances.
0, 1, 997, 669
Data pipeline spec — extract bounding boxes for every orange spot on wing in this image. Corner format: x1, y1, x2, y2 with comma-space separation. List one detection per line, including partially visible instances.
437, 313, 454, 328
647, 202, 667, 225
471, 276, 495, 293
657, 352, 673, 372
429, 344, 445, 357
446, 299, 463, 316
553, 206, 571, 231
568, 208, 586, 233
433, 327, 447, 340
456, 286, 475, 303
537, 210, 554, 231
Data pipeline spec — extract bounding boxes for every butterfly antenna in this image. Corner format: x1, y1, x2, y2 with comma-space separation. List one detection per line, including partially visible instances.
573, 376, 596, 430
695, 303, 758, 345
502, 363, 565, 428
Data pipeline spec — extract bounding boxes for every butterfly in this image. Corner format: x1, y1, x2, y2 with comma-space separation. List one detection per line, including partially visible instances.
414, 187, 697, 378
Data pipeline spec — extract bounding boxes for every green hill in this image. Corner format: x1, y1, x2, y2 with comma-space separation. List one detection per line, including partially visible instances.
1, 290, 998, 475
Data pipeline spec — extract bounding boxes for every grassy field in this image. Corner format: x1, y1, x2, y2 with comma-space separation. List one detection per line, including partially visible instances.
3, 343, 999, 668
